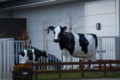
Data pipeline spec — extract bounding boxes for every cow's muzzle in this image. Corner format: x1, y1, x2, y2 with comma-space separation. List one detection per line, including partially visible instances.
54, 39, 59, 42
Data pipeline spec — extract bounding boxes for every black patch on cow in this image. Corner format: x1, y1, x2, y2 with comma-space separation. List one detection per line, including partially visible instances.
27, 50, 33, 60
30, 47, 47, 62
19, 51, 25, 56
90, 34, 98, 48
34, 48, 43, 62
59, 32, 75, 55
77, 34, 89, 53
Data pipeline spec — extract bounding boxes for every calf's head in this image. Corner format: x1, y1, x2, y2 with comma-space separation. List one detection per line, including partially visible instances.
19, 50, 28, 64
48, 25, 67, 42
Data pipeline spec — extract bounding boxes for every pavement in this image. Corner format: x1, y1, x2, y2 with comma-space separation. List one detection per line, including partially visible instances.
60, 78, 120, 80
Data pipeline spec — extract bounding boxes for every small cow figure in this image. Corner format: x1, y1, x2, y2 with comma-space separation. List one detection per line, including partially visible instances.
48, 25, 98, 69
19, 47, 47, 64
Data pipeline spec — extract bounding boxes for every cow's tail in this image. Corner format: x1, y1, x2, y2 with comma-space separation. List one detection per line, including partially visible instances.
91, 34, 98, 48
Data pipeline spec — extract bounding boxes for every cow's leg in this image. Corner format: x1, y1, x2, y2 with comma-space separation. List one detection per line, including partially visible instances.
83, 58, 89, 69
85, 51, 95, 69
83, 52, 92, 69
90, 50, 97, 69
90, 54, 96, 69
62, 49, 68, 70
62, 49, 72, 70
62, 54, 67, 69
66, 54, 72, 70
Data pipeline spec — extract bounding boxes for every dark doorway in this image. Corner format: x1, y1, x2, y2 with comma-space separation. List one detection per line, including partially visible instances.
0, 18, 26, 39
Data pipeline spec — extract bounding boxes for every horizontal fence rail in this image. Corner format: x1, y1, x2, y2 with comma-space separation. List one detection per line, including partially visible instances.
18, 60, 120, 80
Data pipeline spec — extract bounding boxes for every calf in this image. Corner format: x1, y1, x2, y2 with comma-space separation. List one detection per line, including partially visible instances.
19, 47, 47, 64
48, 25, 98, 69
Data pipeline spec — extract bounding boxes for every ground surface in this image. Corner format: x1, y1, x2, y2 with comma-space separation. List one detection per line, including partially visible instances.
61, 78, 120, 80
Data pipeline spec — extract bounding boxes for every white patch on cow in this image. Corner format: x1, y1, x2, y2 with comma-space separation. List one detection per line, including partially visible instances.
19, 49, 28, 64
85, 35, 96, 52
32, 49, 35, 62
54, 26, 61, 40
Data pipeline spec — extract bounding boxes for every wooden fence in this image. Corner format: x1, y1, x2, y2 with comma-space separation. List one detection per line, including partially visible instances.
22, 60, 120, 80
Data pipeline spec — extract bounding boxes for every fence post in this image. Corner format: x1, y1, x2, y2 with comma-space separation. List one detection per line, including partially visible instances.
110, 60, 112, 69
81, 61, 84, 78
99, 60, 101, 70
58, 62, 61, 79
88, 59, 91, 68
79, 60, 81, 78
104, 62, 107, 77
79, 60, 81, 69
35, 64, 38, 80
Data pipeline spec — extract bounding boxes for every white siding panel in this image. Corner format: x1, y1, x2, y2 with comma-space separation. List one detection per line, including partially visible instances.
84, 0, 115, 16
85, 13, 115, 28
27, 22, 39, 32
29, 31, 40, 41
85, 26, 116, 36
84, 0, 116, 36
72, 17, 85, 33
37, 7, 59, 23
60, 4, 84, 19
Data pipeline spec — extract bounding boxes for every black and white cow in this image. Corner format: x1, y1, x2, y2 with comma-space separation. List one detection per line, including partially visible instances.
19, 47, 47, 64
48, 25, 98, 69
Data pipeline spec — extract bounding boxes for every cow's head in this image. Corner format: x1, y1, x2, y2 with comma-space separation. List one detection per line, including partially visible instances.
19, 49, 35, 64
48, 25, 67, 42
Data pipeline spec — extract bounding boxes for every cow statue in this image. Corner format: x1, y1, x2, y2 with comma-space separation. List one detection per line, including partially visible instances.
48, 25, 98, 69
19, 47, 47, 64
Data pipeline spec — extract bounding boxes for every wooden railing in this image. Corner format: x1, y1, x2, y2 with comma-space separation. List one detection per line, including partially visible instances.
23, 60, 120, 80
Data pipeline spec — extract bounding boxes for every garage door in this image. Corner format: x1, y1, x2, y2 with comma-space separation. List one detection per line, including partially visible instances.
84, 0, 116, 36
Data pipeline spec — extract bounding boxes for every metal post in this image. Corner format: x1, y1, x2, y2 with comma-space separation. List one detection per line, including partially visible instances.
99, 37, 102, 60
115, 37, 120, 67
42, 22, 47, 69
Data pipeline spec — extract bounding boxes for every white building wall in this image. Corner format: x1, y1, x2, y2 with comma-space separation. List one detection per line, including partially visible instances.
84, 0, 117, 36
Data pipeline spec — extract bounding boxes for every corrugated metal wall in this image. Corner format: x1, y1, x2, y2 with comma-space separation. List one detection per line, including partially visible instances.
0, 38, 14, 80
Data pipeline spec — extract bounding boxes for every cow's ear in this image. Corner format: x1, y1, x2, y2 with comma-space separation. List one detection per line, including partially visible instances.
47, 26, 55, 33
63, 26, 67, 32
